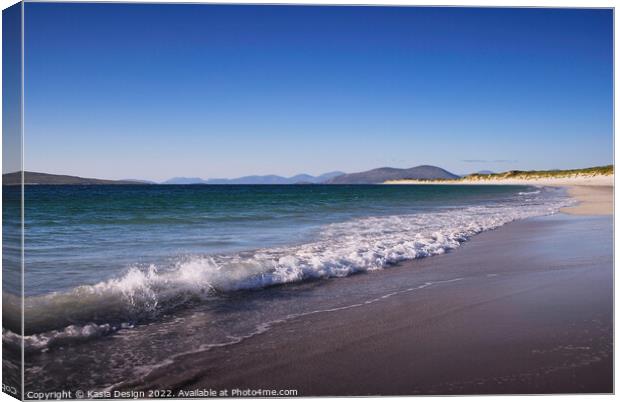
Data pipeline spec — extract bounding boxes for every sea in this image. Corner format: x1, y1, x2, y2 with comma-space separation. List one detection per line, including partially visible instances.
2, 184, 572, 392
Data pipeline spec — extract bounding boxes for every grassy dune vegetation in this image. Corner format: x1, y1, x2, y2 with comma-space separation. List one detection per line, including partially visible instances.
464, 165, 613, 180
385, 165, 614, 183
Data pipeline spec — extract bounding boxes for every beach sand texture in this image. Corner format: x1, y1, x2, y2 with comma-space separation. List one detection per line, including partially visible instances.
561, 186, 613, 215
122, 213, 613, 395
16, 180, 611, 396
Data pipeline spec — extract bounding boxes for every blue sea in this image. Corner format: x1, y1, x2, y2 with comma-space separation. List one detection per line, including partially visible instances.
2, 184, 571, 391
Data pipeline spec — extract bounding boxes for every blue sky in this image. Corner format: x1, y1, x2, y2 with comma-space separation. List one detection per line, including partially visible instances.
22, 4, 612, 181
3, 3, 21, 174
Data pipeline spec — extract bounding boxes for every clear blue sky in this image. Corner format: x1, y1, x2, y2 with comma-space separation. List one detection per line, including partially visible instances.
23, 4, 612, 181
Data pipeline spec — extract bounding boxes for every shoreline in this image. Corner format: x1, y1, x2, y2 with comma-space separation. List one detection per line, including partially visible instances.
385, 175, 613, 216
122, 213, 613, 395
384, 174, 614, 187
18, 185, 613, 395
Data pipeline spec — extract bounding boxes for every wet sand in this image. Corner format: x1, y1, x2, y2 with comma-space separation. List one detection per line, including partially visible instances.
126, 214, 613, 395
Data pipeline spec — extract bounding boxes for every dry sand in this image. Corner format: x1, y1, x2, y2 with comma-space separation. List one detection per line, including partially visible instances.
561, 186, 613, 215
125, 214, 613, 395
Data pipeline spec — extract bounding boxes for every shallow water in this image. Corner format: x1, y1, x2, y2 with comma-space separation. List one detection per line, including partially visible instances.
1, 184, 573, 392
11, 185, 557, 294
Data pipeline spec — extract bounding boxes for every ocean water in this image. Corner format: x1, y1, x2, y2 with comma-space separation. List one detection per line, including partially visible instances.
2, 184, 572, 391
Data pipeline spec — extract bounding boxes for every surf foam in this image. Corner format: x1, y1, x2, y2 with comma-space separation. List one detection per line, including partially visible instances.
5, 188, 572, 351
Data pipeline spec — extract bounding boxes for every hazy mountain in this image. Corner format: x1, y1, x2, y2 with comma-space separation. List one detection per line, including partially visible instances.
3, 171, 146, 185
475, 170, 495, 175
176, 171, 347, 185
314, 171, 346, 182
288, 174, 316, 183
206, 175, 289, 184
122, 179, 158, 184
162, 177, 209, 184
6, 167, 457, 186
326, 165, 459, 184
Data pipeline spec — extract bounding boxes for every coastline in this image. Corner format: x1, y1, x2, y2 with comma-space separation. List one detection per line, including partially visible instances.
122, 213, 613, 395
385, 174, 613, 216
384, 174, 614, 187
20, 184, 598, 395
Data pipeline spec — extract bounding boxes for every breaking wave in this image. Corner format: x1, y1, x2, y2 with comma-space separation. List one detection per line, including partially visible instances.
3, 189, 572, 352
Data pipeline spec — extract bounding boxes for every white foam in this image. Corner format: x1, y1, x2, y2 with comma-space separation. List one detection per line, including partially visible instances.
3, 324, 114, 352
7, 189, 572, 351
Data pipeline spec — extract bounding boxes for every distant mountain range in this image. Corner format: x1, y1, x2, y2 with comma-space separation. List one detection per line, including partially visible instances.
326, 165, 459, 184
3, 166, 460, 185
164, 171, 345, 185
161, 177, 209, 185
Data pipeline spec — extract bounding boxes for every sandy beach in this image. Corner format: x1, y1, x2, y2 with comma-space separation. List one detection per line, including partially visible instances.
19, 182, 614, 397
121, 212, 613, 395
386, 175, 614, 216
385, 174, 614, 187
561, 186, 613, 215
